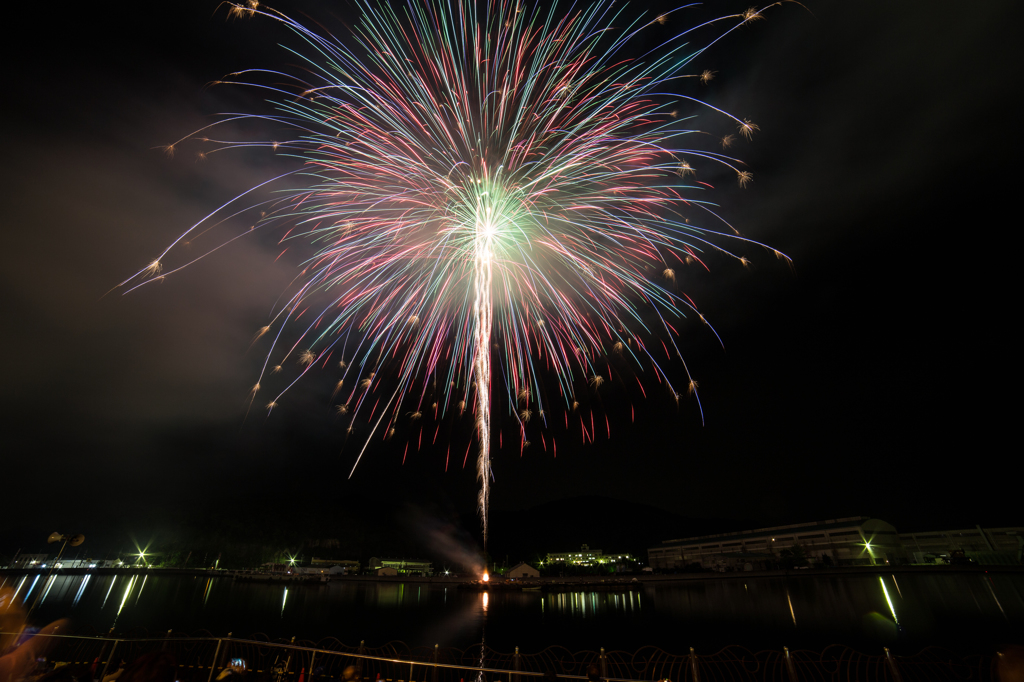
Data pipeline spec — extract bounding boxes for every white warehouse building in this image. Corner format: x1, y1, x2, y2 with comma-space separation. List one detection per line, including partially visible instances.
648, 517, 905, 571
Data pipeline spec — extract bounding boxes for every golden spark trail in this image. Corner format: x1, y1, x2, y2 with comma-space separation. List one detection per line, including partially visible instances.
474, 204, 495, 548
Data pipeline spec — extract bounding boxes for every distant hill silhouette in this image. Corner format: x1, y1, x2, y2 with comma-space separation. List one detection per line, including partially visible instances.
484, 496, 743, 565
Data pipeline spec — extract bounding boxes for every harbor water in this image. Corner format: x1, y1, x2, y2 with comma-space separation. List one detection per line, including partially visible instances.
6, 570, 1024, 654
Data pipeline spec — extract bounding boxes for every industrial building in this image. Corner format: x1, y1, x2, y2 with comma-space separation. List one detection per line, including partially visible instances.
368, 557, 433, 575
311, 558, 360, 573
900, 526, 1023, 564
648, 517, 906, 571
6, 555, 121, 569
7, 554, 48, 568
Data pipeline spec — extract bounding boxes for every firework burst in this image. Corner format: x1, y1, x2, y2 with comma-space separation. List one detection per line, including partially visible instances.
120, 0, 790, 549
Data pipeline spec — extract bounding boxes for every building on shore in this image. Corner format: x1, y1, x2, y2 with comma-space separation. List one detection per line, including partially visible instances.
508, 562, 540, 578
311, 558, 360, 574
7, 554, 48, 569
545, 544, 635, 569
368, 557, 433, 576
6, 555, 121, 569
648, 517, 906, 571
900, 526, 1023, 565
290, 566, 330, 576
546, 544, 604, 566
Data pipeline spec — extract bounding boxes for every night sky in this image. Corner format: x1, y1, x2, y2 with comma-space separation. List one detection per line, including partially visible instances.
1, 0, 1017, 555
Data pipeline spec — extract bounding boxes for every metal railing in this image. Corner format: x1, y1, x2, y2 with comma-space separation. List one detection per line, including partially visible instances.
1, 632, 1000, 682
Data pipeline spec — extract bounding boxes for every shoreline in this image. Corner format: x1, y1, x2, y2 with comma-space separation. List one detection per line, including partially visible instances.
3, 563, 1021, 584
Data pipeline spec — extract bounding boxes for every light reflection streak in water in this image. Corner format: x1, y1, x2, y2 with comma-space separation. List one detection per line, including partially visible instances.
879, 577, 899, 625
21, 576, 40, 604
73, 576, 92, 606
281, 587, 288, 617
541, 590, 641, 618
39, 576, 58, 606
135, 576, 149, 606
102, 577, 118, 609
202, 578, 213, 606
116, 576, 137, 618
983, 575, 1007, 620
477, 592, 488, 682
11, 577, 27, 602
375, 584, 406, 608
891, 574, 903, 599
786, 589, 797, 627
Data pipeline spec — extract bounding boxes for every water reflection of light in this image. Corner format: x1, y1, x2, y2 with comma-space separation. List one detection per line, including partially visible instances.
202, 578, 213, 606
135, 575, 149, 605
786, 589, 797, 627
982, 575, 1007, 620
374, 584, 404, 608
890, 574, 903, 599
11, 576, 27, 602
22, 576, 41, 604
879, 577, 899, 625
102, 577, 118, 609
73, 575, 92, 606
478, 591, 488, 682
38, 575, 58, 605
281, 587, 288, 617
540, 590, 641, 618
117, 576, 137, 618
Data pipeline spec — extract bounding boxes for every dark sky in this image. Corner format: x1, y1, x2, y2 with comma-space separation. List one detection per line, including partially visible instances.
1, 0, 1017, 554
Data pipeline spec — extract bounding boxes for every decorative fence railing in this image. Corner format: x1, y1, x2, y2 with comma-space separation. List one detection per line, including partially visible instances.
1, 632, 1001, 682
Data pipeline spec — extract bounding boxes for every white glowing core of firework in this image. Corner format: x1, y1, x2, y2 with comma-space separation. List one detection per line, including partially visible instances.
474, 211, 494, 548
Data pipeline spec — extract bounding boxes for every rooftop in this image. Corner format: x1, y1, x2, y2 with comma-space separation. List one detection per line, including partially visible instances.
662, 517, 872, 545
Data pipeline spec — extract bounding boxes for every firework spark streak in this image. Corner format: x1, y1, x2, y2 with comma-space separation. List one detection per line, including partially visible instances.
474, 212, 495, 543
120, 0, 789, 550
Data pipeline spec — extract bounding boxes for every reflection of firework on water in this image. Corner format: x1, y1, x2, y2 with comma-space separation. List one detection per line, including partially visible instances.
120, 0, 789, 548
